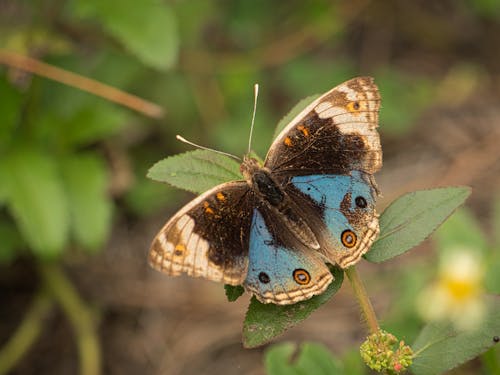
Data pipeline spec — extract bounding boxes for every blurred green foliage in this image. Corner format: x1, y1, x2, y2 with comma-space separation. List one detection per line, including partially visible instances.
1, 1, 499, 374
265, 342, 344, 375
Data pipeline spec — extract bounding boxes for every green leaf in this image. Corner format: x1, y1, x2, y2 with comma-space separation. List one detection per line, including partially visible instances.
265, 343, 297, 375
411, 297, 500, 375
75, 0, 178, 70
243, 266, 344, 348
224, 284, 245, 302
61, 153, 112, 252
265, 342, 343, 375
2, 149, 69, 258
273, 94, 320, 140
365, 187, 471, 263
147, 150, 242, 194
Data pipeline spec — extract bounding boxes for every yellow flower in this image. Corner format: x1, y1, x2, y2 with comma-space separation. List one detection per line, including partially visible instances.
417, 248, 486, 330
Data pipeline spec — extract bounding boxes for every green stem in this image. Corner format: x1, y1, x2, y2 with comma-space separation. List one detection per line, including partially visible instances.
345, 266, 380, 335
481, 346, 500, 374
38, 262, 101, 375
0, 289, 53, 375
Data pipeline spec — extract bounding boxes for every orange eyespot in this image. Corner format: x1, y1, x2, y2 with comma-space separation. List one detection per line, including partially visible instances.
204, 201, 214, 214
284, 137, 293, 147
347, 101, 361, 112
216, 192, 226, 201
297, 125, 309, 137
341, 230, 357, 248
174, 244, 186, 255
293, 269, 311, 285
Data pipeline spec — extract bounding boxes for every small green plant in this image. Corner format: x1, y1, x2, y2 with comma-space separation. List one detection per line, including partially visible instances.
148, 97, 500, 375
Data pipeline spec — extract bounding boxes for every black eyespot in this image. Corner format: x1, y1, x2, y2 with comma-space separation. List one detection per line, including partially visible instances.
258, 272, 270, 284
341, 230, 357, 248
355, 196, 367, 208
494, 336, 500, 343
353, 101, 360, 110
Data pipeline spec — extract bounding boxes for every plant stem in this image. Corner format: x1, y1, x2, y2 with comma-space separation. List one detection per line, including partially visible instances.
0, 49, 164, 118
38, 262, 101, 375
345, 266, 380, 335
0, 290, 53, 375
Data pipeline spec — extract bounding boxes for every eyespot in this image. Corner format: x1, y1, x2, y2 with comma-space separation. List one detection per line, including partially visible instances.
347, 101, 361, 112
293, 269, 311, 285
258, 272, 270, 284
341, 230, 357, 248
355, 196, 367, 208
174, 244, 185, 256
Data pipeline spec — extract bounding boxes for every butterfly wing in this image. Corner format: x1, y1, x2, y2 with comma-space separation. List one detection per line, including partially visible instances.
244, 209, 333, 304
286, 172, 379, 268
265, 76, 381, 176
264, 77, 382, 268
149, 181, 253, 285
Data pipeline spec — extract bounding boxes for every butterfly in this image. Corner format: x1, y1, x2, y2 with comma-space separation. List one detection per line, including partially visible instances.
149, 77, 382, 305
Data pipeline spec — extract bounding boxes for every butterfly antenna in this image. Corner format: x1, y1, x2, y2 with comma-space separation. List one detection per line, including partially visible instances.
247, 83, 259, 155
176, 135, 241, 161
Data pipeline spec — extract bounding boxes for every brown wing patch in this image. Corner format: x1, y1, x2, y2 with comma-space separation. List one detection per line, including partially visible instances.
149, 182, 252, 285
266, 77, 382, 177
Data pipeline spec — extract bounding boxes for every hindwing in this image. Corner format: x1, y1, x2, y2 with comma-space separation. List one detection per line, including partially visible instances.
243, 209, 333, 304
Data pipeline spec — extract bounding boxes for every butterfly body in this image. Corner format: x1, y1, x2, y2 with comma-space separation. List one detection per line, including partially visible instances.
150, 77, 382, 305
241, 158, 320, 250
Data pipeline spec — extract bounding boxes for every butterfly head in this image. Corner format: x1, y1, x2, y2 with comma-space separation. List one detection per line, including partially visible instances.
240, 156, 262, 184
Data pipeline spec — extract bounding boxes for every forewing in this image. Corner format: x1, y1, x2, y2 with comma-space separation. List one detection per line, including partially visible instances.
265, 77, 382, 176
149, 181, 253, 285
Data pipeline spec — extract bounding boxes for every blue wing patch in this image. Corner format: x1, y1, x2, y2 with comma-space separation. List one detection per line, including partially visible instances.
290, 171, 378, 267
244, 209, 333, 305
